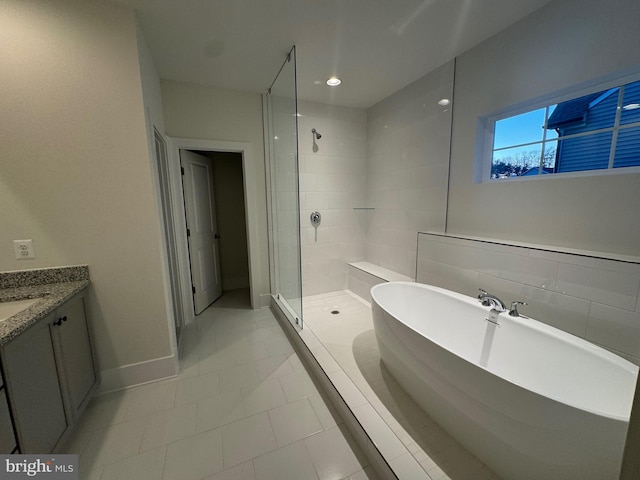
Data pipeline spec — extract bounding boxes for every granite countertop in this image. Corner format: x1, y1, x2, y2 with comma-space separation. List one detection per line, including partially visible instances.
0, 266, 90, 346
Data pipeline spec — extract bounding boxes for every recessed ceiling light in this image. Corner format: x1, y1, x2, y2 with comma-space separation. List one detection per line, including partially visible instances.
326, 77, 341, 86
623, 103, 640, 110
438, 98, 450, 106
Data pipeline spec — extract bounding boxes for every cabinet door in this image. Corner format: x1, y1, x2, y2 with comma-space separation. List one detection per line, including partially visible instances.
1, 316, 68, 453
0, 390, 18, 453
52, 294, 96, 419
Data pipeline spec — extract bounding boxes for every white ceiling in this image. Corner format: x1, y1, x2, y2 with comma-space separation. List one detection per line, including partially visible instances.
121, 0, 553, 109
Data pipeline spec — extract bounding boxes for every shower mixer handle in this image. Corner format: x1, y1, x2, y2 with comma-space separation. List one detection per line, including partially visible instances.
310, 211, 321, 226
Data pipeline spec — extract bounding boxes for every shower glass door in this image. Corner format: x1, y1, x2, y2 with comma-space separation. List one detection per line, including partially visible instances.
266, 46, 303, 329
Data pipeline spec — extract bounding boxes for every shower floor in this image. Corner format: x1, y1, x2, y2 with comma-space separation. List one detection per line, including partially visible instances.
302, 290, 500, 480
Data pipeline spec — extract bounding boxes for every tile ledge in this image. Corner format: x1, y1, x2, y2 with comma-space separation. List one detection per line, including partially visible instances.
349, 262, 414, 283
420, 232, 640, 264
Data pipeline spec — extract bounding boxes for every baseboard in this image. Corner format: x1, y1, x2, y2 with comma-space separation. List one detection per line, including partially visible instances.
259, 293, 273, 309
98, 354, 178, 394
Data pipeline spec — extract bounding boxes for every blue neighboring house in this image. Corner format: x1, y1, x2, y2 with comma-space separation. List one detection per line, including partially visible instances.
546, 80, 640, 173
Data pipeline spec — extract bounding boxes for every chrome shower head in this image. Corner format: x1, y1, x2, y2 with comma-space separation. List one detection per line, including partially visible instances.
312, 128, 322, 140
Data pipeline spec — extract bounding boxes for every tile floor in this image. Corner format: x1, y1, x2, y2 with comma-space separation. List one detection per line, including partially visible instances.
302, 290, 500, 480
62, 289, 378, 480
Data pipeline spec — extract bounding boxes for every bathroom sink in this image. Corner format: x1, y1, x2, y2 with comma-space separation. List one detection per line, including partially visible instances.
0, 299, 39, 322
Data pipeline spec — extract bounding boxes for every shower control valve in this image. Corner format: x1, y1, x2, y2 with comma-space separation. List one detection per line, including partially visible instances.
310, 211, 321, 227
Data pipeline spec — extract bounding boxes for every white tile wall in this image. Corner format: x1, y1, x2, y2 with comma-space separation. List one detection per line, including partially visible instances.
298, 61, 454, 290
347, 262, 414, 303
557, 263, 640, 311
365, 61, 454, 278
298, 100, 368, 296
417, 232, 640, 363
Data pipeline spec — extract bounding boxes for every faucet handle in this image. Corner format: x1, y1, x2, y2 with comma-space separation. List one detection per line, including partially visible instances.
478, 288, 499, 307
509, 301, 528, 317
477, 288, 492, 306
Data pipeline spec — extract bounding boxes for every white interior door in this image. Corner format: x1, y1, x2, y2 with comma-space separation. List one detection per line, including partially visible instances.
180, 150, 223, 314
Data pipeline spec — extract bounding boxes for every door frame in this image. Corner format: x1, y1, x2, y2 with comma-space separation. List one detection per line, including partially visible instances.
168, 137, 259, 316
153, 128, 186, 355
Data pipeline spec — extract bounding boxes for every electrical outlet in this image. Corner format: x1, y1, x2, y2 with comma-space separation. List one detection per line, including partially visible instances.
13, 239, 35, 260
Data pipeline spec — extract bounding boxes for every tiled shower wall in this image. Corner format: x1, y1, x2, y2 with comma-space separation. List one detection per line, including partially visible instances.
365, 61, 454, 279
298, 101, 367, 296
417, 232, 640, 364
299, 61, 455, 294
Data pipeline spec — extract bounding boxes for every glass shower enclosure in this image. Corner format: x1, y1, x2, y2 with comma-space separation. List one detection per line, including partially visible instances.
265, 46, 303, 329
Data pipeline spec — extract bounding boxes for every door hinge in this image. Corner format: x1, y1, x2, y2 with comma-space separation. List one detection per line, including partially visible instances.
186, 228, 191, 237
214, 233, 220, 239
192, 286, 196, 294
181, 167, 185, 175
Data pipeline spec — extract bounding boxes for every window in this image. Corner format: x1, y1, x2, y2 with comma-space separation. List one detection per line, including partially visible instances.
487, 79, 640, 179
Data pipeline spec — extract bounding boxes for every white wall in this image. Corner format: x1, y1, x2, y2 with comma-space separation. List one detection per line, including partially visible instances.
136, 22, 166, 136
297, 101, 368, 296
447, 0, 640, 256
160, 81, 271, 306
365, 61, 454, 278
136, 21, 188, 364
0, 0, 174, 385
209, 152, 250, 291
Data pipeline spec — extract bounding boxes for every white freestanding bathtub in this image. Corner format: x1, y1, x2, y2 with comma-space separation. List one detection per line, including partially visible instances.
371, 281, 638, 480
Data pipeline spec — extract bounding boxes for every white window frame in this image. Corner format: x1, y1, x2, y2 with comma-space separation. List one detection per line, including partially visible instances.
475, 69, 640, 183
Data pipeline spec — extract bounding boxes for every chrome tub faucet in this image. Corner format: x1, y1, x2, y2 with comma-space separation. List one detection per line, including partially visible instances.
477, 289, 507, 313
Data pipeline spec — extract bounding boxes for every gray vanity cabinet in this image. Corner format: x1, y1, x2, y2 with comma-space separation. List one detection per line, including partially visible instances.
1, 313, 69, 453
1, 290, 96, 453
0, 371, 18, 453
50, 293, 96, 422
